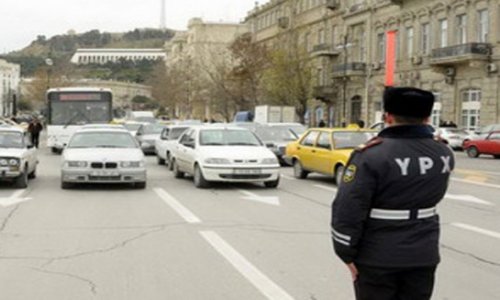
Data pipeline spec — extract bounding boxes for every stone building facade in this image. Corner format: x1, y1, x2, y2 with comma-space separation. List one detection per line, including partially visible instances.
0, 59, 21, 116
164, 18, 249, 120
245, 0, 500, 129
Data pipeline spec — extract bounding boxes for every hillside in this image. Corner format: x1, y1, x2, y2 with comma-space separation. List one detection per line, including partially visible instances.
1, 28, 175, 76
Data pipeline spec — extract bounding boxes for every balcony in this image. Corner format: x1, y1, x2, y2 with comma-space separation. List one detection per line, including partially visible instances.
313, 85, 336, 101
311, 44, 340, 57
430, 43, 491, 66
332, 62, 367, 77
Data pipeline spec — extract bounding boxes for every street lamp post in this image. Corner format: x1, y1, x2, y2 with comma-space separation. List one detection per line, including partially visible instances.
337, 33, 351, 127
45, 58, 53, 90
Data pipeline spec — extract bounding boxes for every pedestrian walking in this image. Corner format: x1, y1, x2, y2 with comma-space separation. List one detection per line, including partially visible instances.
331, 87, 455, 300
28, 118, 43, 148
318, 119, 326, 128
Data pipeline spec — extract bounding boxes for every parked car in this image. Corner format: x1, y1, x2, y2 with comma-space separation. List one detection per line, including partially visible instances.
285, 127, 377, 185
266, 122, 307, 138
170, 126, 280, 188
136, 123, 166, 154
463, 131, 500, 159
0, 127, 38, 188
61, 127, 146, 189
155, 125, 191, 167
435, 127, 469, 150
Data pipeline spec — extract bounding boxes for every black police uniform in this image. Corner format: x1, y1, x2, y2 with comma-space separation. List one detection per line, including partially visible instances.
330, 88, 455, 300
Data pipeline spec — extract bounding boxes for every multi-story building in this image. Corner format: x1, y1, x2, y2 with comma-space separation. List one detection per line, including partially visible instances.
245, 0, 500, 129
0, 59, 21, 116
164, 18, 249, 120
70, 49, 166, 65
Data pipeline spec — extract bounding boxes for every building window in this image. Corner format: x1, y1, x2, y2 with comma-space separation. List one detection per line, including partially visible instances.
439, 19, 448, 48
477, 9, 489, 43
431, 93, 441, 127
421, 23, 431, 54
331, 25, 337, 46
461, 89, 481, 131
406, 27, 414, 58
358, 30, 366, 62
377, 32, 385, 63
456, 14, 467, 44
305, 32, 311, 52
318, 28, 325, 44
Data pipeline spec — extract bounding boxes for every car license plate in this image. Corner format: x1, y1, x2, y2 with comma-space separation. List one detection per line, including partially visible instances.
91, 171, 118, 176
234, 168, 261, 175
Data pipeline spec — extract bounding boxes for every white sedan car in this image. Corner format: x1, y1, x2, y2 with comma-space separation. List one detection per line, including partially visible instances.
155, 125, 190, 167
0, 127, 38, 188
170, 126, 280, 188
61, 128, 146, 189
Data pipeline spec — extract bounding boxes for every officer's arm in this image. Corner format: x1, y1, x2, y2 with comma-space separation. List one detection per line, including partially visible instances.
330, 152, 377, 264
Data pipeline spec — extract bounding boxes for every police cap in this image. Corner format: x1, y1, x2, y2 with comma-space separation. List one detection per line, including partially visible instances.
383, 87, 435, 118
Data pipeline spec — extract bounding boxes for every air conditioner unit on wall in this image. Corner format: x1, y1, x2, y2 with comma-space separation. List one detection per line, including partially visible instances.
372, 62, 382, 71
326, 0, 339, 10
411, 55, 423, 65
487, 63, 498, 73
445, 67, 456, 77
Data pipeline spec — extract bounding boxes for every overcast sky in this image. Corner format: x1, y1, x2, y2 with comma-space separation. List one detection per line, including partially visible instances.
1, 0, 259, 53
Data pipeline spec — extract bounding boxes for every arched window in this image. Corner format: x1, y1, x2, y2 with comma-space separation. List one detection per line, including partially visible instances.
461, 89, 481, 131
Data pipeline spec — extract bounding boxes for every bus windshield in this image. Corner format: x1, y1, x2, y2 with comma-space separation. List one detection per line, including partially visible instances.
48, 91, 112, 126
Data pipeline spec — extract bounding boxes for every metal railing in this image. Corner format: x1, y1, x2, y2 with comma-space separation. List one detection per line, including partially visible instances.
431, 43, 491, 59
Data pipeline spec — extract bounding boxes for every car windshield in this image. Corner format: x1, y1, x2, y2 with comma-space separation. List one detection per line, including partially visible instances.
199, 129, 261, 146
170, 127, 189, 140
0, 131, 24, 148
333, 131, 375, 149
124, 123, 143, 131
68, 132, 138, 149
143, 124, 164, 135
255, 127, 298, 142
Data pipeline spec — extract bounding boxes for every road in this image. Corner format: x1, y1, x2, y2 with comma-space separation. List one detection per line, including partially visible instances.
0, 148, 499, 299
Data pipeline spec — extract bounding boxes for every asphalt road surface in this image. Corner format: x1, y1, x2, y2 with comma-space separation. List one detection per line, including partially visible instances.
0, 148, 499, 300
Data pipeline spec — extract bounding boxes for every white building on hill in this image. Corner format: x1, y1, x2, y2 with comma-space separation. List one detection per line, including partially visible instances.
0, 59, 20, 116
71, 49, 166, 65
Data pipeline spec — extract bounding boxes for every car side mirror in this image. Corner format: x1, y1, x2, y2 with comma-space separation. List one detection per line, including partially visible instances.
136, 132, 142, 136
183, 141, 195, 149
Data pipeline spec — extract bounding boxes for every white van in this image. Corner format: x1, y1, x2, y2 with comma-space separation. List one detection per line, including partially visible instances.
128, 111, 156, 123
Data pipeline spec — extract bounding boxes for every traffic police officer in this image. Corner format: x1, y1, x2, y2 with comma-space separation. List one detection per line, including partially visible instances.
331, 87, 455, 300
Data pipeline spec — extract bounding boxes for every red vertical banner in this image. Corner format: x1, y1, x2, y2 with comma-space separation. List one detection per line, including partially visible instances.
385, 30, 397, 87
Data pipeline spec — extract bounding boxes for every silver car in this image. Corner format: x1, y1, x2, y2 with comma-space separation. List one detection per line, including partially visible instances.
435, 127, 469, 150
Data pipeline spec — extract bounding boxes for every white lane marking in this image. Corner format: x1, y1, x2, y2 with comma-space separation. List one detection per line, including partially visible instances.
445, 194, 493, 206
451, 178, 500, 190
0, 189, 31, 208
451, 223, 500, 240
200, 231, 294, 300
153, 188, 201, 223
238, 190, 280, 206
281, 175, 295, 181
314, 184, 338, 193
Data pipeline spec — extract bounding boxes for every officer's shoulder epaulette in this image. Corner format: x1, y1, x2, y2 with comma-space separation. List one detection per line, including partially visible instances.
355, 137, 383, 152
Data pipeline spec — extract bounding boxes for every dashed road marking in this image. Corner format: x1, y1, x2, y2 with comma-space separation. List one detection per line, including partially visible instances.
200, 231, 294, 300
445, 194, 493, 206
451, 223, 500, 240
238, 190, 280, 206
0, 189, 31, 208
153, 188, 201, 223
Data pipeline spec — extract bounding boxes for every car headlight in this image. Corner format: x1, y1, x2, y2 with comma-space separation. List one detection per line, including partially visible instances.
66, 161, 88, 168
204, 158, 231, 164
262, 157, 279, 165
120, 161, 144, 168
0, 159, 8, 166
9, 159, 19, 166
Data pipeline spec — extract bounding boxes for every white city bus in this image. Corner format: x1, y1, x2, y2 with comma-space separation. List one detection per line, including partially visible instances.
46, 87, 113, 153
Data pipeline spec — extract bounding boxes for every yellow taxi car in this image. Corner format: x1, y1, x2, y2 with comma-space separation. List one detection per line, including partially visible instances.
285, 126, 377, 185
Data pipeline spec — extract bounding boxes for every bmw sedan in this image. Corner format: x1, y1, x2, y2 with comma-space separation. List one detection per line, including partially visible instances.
61, 128, 146, 189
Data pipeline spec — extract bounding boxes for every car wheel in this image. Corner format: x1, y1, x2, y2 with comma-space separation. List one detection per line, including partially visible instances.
335, 165, 345, 186
193, 164, 209, 188
28, 167, 37, 179
172, 159, 184, 179
15, 170, 28, 189
167, 153, 174, 171
157, 155, 165, 165
293, 160, 308, 179
494, 155, 500, 159
466, 146, 479, 158
264, 176, 280, 188
134, 182, 147, 189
